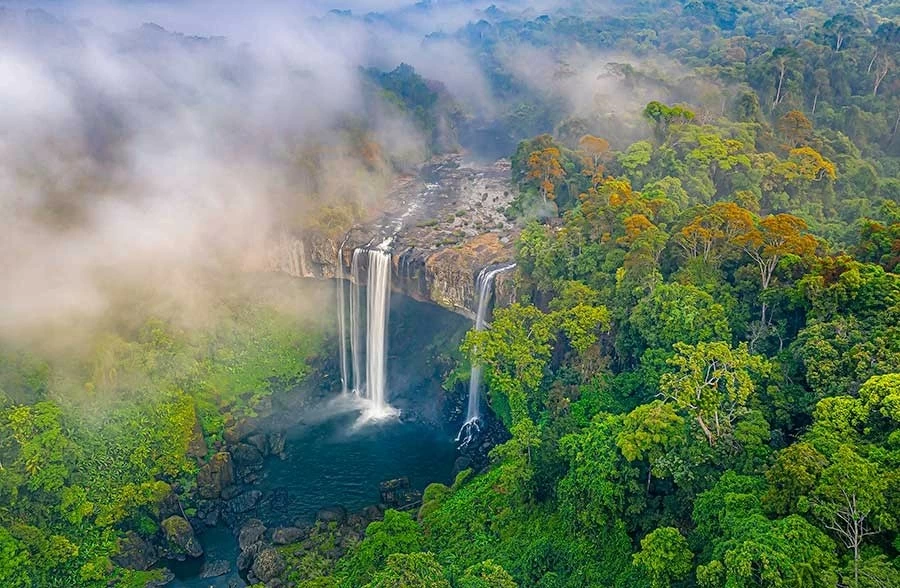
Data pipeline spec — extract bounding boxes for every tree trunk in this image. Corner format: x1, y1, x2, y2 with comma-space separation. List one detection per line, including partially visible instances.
873, 63, 888, 96
774, 65, 786, 106
867, 49, 878, 74
890, 108, 900, 145
697, 414, 714, 445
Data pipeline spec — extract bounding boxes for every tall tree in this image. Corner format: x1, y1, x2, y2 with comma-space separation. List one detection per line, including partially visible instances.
735, 213, 817, 326
811, 445, 893, 586
527, 147, 565, 205
632, 527, 693, 588
659, 341, 768, 445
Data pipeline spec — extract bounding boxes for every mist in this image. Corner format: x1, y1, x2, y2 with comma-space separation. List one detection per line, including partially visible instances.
0, 0, 699, 343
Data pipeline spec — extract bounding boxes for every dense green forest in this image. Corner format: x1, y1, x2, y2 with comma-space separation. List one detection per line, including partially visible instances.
2, 0, 899, 586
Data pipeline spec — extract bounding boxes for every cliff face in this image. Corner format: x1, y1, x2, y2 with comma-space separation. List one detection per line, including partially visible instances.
264, 155, 519, 317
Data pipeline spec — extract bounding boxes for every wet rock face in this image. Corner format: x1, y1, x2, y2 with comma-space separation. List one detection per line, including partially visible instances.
197, 452, 234, 499
251, 547, 286, 583
113, 531, 158, 571
316, 505, 348, 525
272, 526, 306, 545
263, 155, 519, 318
200, 559, 231, 579
228, 490, 262, 514
238, 519, 266, 551
161, 515, 203, 558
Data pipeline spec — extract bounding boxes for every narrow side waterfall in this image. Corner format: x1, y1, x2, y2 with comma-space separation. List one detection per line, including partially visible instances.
457, 262, 516, 446
365, 249, 393, 416
336, 241, 350, 395
349, 249, 364, 394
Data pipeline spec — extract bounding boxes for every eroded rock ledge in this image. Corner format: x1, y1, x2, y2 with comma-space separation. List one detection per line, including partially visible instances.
264, 154, 520, 317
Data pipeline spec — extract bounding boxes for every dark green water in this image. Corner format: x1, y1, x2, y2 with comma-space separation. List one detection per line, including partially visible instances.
255, 406, 458, 526
171, 408, 457, 587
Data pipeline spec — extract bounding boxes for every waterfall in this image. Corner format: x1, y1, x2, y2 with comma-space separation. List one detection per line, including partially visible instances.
336, 240, 350, 395
341, 245, 395, 418
365, 248, 392, 416
457, 262, 516, 446
349, 248, 364, 394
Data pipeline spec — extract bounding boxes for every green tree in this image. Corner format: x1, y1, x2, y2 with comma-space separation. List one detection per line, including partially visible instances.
632, 527, 692, 588
659, 342, 768, 445
4, 402, 76, 494
365, 552, 450, 588
811, 445, 894, 586
337, 510, 423, 586
617, 401, 685, 485
0, 526, 32, 588
630, 283, 732, 352
458, 559, 518, 588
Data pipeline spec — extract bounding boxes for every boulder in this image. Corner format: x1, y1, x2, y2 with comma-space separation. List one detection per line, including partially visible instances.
251, 547, 285, 583
379, 477, 410, 505
197, 452, 234, 499
199, 559, 231, 579
154, 482, 181, 520
197, 500, 221, 527
112, 531, 157, 571
236, 542, 260, 572
363, 505, 384, 522
187, 417, 208, 459
223, 418, 256, 444
145, 569, 175, 587
272, 527, 305, 545
316, 505, 347, 525
246, 433, 269, 456
228, 490, 262, 514
230, 443, 263, 467
451, 456, 472, 477
161, 516, 203, 558
238, 519, 266, 551
221, 484, 242, 501
268, 431, 286, 457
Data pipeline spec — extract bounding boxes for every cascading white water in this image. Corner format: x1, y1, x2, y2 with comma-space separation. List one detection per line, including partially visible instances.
457, 262, 516, 446
349, 249, 364, 394
365, 248, 392, 416
336, 240, 350, 395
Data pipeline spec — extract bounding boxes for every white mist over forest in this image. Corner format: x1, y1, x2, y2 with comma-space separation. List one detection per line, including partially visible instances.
0, 0, 663, 341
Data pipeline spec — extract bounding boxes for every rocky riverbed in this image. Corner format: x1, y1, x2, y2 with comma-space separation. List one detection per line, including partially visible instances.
264, 154, 520, 318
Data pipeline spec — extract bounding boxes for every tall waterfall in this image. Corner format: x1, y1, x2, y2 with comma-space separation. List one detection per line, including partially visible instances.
365, 249, 392, 416
336, 242, 350, 395
457, 262, 516, 446
349, 249, 365, 394
339, 245, 395, 418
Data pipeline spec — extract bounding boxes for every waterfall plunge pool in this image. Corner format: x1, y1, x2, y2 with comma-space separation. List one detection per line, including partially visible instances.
170, 285, 472, 587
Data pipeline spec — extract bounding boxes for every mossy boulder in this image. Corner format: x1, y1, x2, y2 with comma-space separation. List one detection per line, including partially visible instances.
161, 515, 203, 558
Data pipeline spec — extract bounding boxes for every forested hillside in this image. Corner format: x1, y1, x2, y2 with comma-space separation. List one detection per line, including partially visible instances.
309, 1, 900, 586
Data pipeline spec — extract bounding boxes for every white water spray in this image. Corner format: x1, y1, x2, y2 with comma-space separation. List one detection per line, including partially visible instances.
457, 263, 516, 447
336, 239, 350, 395
365, 248, 393, 417
349, 248, 364, 394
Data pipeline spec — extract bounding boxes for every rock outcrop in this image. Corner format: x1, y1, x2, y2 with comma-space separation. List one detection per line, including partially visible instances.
251, 547, 285, 583
113, 531, 158, 571
161, 515, 203, 559
263, 155, 519, 318
197, 452, 234, 499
